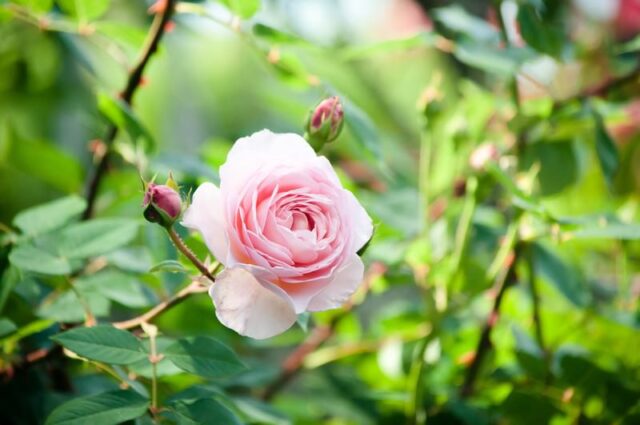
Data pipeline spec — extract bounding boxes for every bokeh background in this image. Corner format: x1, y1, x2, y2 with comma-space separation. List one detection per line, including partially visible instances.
1, 0, 640, 424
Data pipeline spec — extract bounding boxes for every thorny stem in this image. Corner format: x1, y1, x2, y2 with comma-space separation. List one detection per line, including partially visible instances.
83, 0, 177, 219
166, 227, 216, 283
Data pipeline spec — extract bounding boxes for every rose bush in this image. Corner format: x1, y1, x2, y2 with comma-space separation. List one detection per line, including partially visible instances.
183, 130, 373, 338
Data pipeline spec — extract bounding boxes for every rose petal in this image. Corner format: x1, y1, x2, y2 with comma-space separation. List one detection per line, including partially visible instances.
342, 189, 373, 251
210, 267, 297, 339
307, 254, 365, 311
182, 182, 230, 264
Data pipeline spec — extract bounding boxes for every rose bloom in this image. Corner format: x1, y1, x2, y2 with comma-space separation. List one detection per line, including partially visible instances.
183, 130, 373, 339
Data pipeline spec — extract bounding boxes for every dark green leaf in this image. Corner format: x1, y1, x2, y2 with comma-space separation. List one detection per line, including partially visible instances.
45, 390, 149, 425
521, 141, 579, 196
517, 5, 564, 57
169, 399, 242, 425
0, 317, 17, 337
532, 243, 590, 307
76, 271, 151, 308
51, 325, 147, 365
164, 336, 245, 378
593, 110, 619, 188
12, 195, 86, 236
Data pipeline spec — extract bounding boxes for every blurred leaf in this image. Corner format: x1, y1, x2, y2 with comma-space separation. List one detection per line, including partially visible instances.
51, 325, 147, 365
76, 271, 151, 308
453, 43, 533, 76
56, 218, 140, 259
532, 243, 590, 307
296, 312, 310, 332
617, 34, 640, 54
0, 317, 16, 337
164, 336, 246, 378
57, 0, 111, 21
219, 0, 260, 19
149, 259, 187, 274
341, 32, 436, 60
253, 23, 304, 45
169, 399, 242, 425
232, 397, 291, 425
500, 389, 561, 425
97, 93, 154, 150
517, 4, 564, 57
9, 0, 53, 13
12, 195, 86, 237
0, 266, 20, 313
593, 110, 619, 189
45, 389, 149, 425
38, 290, 110, 322
570, 222, 640, 240
343, 100, 382, 160
521, 141, 579, 196
10, 139, 83, 193
9, 243, 71, 275
432, 6, 498, 42
94, 22, 146, 51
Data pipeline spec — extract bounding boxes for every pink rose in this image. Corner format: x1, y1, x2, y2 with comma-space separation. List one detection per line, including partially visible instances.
183, 130, 373, 339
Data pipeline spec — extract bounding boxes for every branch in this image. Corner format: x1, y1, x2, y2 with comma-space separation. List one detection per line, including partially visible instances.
261, 263, 384, 401
114, 280, 208, 330
83, 0, 177, 219
459, 243, 521, 399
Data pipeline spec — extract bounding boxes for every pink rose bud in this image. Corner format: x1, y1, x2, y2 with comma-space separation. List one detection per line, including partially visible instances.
143, 183, 182, 227
469, 143, 499, 171
305, 96, 344, 150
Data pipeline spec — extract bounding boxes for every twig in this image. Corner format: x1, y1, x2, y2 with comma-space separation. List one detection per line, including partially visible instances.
83, 0, 177, 219
166, 227, 217, 283
113, 280, 207, 330
261, 263, 384, 401
526, 243, 551, 384
459, 242, 521, 399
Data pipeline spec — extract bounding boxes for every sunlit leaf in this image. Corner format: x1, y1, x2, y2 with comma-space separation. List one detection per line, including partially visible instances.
51, 325, 147, 365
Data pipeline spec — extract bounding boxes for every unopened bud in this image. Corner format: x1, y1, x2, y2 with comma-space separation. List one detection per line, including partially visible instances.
304, 96, 344, 150
143, 182, 182, 227
469, 143, 499, 171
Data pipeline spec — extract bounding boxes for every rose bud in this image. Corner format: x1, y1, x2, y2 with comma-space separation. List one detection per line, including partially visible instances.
143, 183, 182, 227
304, 96, 344, 150
469, 143, 499, 171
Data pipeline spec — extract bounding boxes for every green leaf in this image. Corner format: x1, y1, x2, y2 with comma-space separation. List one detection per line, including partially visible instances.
0, 318, 17, 337
432, 6, 498, 42
164, 336, 245, 378
45, 389, 149, 425
51, 325, 147, 365
0, 266, 20, 314
56, 218, 140, 259
10, 139, 83, 193
570, 223, 640, 240
253, 23, 303, 45
57, 0, 111, 21
149, 260, 187, 274
12, 195, 87, 237
169, 399, 242, 425
517, 5, 564, 57
343, 100, 381, 160
38, 290, 110, 322
9, 244, 71, 275
532, 243, 590, 307
97, 93, 154, 150
76, 271, 151, 308
593, 110, 619, 188
219, 0, 260, 18
521, 141, 579, 196
9, 0, 54, 13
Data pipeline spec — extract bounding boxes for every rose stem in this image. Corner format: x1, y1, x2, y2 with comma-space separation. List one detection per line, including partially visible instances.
165, 226, 216, 283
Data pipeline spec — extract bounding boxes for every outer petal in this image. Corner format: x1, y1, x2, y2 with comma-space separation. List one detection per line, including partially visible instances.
343, 189, 374, 251
181, 182, 230, 265
220, 130, 318, 197
210, 267, 297, 339
307, 254, 365, 312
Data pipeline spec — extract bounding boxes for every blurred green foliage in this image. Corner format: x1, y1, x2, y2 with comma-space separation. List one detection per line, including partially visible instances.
1, 0, 640, 424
